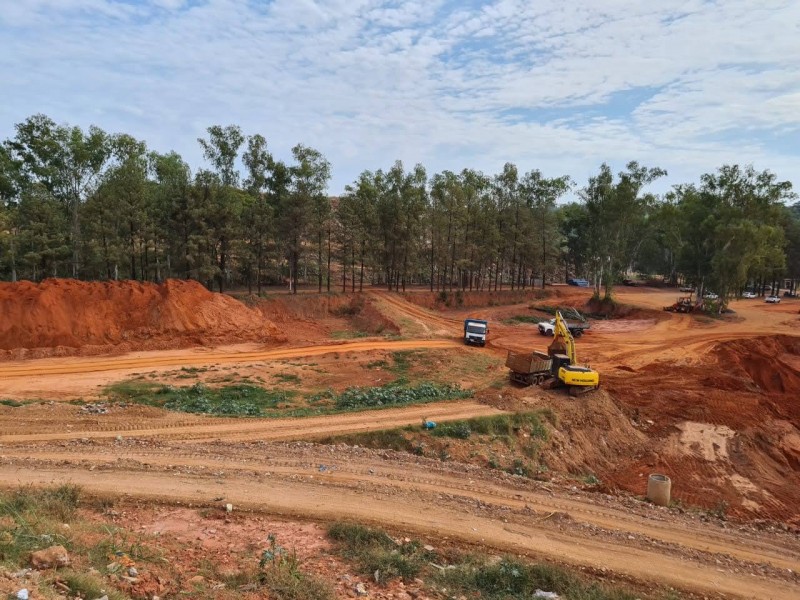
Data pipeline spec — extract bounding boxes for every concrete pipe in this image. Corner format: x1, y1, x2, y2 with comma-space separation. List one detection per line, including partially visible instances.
646, 474, 671, 507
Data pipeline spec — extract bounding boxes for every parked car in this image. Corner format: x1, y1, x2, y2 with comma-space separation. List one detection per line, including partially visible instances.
622, 278, 637, 286
765, 295, 781, 303
566, 278, 590, 287
703, 292, 719, 300
741, 291, 757, 299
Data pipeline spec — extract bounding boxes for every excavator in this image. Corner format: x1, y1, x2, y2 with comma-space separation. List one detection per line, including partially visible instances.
547, 310, 600, 396
505, 310, 600, 396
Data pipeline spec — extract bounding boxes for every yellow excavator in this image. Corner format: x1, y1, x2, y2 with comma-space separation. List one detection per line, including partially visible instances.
547, 310, 600, 395
506, 310, 600, 396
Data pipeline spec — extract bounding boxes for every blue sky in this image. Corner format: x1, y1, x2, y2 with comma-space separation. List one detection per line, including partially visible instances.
1, 0, 799, 196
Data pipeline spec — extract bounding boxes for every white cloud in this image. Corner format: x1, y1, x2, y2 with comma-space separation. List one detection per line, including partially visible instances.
0, 0, 798, 194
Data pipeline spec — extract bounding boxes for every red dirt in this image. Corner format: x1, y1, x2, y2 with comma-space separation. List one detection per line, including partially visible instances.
0, 279, 284, 359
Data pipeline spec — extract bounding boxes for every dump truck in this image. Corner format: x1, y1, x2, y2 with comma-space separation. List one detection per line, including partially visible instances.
463, 319, 488, 346
505, 350, 552, 385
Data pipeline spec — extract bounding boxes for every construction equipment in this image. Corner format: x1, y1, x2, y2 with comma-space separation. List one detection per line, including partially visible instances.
663, 295, 703, 313
463, 319, 488, 346
506, 310, 600, 396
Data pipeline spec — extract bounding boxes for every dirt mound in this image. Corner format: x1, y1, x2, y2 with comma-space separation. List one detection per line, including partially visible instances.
0, 278, 283, 358
252, 293, 399, 342
600, 335, 800, 521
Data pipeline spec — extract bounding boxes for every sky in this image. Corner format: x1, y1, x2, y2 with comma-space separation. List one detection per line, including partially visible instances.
1, 0, 799, 196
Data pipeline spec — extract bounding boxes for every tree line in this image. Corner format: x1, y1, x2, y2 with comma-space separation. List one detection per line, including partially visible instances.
0, 114, 798, 301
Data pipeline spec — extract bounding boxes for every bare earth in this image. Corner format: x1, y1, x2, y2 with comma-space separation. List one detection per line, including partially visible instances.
1, 286, 799, 599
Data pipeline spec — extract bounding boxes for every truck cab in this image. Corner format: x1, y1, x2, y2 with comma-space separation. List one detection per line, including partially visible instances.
463, 319, 488, 346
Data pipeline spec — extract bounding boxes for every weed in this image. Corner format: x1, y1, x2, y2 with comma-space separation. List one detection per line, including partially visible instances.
331, 330, 369, 339
328, 523, 429, 583
274, 373, 302, 385
105, 381, 294, 417
59, 571, 129, 600
366, 360, 389, 369
435, 557, 638, 600
432, 422, 472, 439
0, 399, 25, 407
259, 534, 334, 600
503, 315, 542, 324
334, 382, 471, 410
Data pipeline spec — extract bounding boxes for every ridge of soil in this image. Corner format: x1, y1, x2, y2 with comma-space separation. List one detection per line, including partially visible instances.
0, 278, 284, 359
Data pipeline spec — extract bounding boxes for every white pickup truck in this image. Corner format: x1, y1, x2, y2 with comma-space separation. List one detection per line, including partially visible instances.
538, 317, 589, 337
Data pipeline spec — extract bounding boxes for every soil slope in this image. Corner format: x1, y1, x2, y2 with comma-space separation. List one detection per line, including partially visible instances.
0, 278, 283, 358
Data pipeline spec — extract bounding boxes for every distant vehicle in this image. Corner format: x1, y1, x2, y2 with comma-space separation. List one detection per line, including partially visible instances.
703, 292, 719, 300
567, 278, 590, 287
679, 286, 694, 293
463, 319, 488, 346
765, 296, 781, 304
741, 291, 757, 299
784, 290, 797, 298
622, 278, 637, 286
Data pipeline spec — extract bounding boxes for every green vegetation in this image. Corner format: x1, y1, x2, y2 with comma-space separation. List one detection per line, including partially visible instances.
432, 413, 548, 441
328, 523, 652, 600
257, 534, 334, 600
436, 557, 638, 600
330, 330, 370, 339
503, 314, 542, 324
328, 523, 430, 583
333, 382, 471, 410
106, 381, 293, 417
59, 572, 129, 600
273, 372, 302, 384
106, 379, 470, 418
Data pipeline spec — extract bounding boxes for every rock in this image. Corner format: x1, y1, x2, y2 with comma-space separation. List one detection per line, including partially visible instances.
92, 596, 109, 600
533, 592, 560, 599
423, 545, 434, 552
355, 582, 368, 596
128, 566, 138, 577
30, 545, 70, 569
225, 503, 233, 513
188, 575, 205, 585
373, 569, 380, 583
16, 590, 29, 600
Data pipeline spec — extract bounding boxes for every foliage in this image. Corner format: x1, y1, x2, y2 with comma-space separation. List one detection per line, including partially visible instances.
333, 382, 471, 410
106, 381, 292, 416
258, 534, 335, 600
436, 557, 639, 600
328, 523, 430, 582
1, 113, 797, 297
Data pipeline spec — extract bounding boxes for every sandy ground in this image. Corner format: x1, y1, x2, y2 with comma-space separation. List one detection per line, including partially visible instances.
1, 285, 799, 598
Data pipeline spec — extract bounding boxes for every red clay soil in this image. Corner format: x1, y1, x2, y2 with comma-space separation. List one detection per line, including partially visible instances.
601, 335, 800, 521
0, 278, 284, 359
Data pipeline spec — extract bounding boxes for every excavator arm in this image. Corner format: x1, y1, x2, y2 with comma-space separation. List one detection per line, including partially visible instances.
549, 310, 577, 364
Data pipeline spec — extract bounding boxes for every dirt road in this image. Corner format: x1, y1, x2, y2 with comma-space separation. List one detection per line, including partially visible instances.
2, 287, 799, 598
2, 443, 798, 599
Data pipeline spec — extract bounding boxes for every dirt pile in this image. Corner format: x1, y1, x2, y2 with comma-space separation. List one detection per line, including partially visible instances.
252, 294, 399, 341
601, 335, 800, 521
0, 279, 283, 358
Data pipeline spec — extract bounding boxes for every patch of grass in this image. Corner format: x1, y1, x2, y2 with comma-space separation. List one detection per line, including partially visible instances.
366, 359, 389, 369
328, 523, 430, 583
0, 485, 80, 565
273, 373, 302, 385
105, 381, 294, 417
330, 330, 370, 339
438, 413, 548, 440
0, 399, 25, 407
502, 315, 542, 325
59, 571, 129, 600
259, 534, 334, 600
333, 382, 471, 410
436, 557, 638, 600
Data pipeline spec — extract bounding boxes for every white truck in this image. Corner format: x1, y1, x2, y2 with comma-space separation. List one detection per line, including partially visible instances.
463, 319, 488, 346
